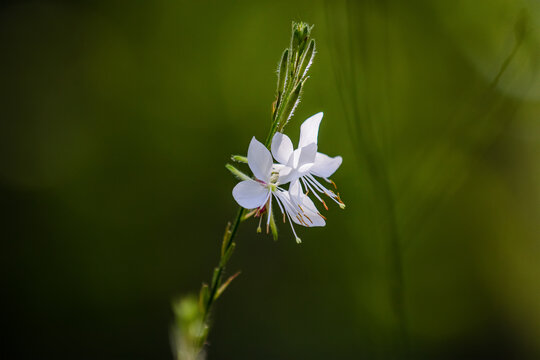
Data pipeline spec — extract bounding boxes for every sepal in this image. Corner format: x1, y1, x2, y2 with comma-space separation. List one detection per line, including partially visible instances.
225, 163, 250, 181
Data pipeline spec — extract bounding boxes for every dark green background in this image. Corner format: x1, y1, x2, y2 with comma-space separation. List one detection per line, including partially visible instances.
2, 0, 540, 359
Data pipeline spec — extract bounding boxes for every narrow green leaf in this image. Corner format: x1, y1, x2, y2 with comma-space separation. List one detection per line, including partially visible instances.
206, 267, 223, 309
221, 222, 231, 257
225, 163, 250, 181
199, 283, 209, 312
273, 49, 290, 121
241, 209, 257, 221
278, 79, 304, 132
211, 267, 221, 289
197, 323, 210, 348
297, 39, 315, 80
277, 49, 289, 95
214, 271, 241, 300
221, 242, 236, 266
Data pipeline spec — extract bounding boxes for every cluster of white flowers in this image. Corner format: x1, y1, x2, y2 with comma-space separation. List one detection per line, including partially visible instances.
232, 113, 344, 243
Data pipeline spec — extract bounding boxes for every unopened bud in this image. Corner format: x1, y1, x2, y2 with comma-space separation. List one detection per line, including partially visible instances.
291, 22, 312, 56
231, 155, 248, 163
225, 164, 250, 181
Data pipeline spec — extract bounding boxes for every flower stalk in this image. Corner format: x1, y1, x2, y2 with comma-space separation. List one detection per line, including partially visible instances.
172, 21, 317, 360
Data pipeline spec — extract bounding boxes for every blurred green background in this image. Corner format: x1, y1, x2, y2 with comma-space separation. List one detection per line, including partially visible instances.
1, 0, 540, 359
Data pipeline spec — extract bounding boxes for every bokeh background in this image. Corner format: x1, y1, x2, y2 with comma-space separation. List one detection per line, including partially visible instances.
2, 0, 540, 359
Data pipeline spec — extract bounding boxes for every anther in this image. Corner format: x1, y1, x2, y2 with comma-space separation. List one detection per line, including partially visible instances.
337, 193, 346, 209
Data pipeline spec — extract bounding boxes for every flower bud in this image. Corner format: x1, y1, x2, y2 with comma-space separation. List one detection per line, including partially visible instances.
291, 22, 312, 56
225, 164, 250, 181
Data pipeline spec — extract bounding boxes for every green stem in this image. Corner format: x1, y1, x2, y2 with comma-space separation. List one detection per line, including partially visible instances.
197, 75, 302, 345
198, 207, 243, 335
194, 21, 315, 355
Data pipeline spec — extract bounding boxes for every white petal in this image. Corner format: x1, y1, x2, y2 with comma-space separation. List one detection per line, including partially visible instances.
310, 153, 342, 178
286, 145, 315, 169
272, 163, 286, 173
299, 193, 326, 227
273, 163, 296, 185
286, 148, 301, 168
288, 180, 325, 227
232, 180, 270, 209
297, 143, 317, 173
274, 190, 302, 240
288, 179, 304, 200
275, 190, 302, 223
298, 112, 323, 148
247, 137, 273, 182
271, 132, 294, 165
277, 166, 298, 185
281, 144, 315, 183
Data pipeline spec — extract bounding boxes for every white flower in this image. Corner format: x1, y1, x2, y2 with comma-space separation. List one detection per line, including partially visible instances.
232, 137, 325, 243
271, 112, 345, 210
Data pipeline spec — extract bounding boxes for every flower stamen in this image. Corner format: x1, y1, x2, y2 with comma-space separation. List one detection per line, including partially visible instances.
257, 215, 263, 233
305, 174, 344, 209
328, 178, 337, 189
